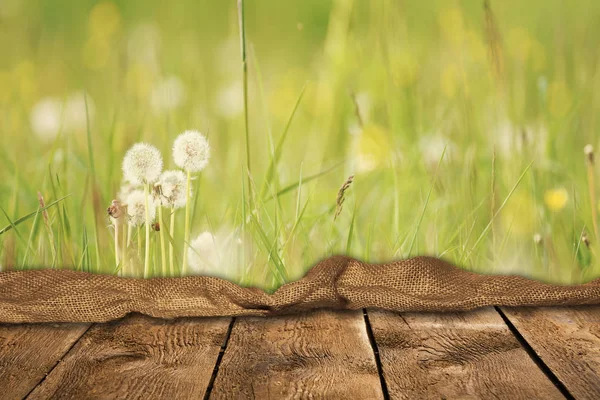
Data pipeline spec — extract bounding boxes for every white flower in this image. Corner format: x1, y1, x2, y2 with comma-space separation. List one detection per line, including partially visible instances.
122, 143, 163, 185
30, 97, 63, 141
173, 130, 210, 172
155, 170, 188, 209
188, 232, 219, 273
419, 134, 456, 166
118, 181, 138, 203
125, 190, 156, 227
150, 75, 186, 112
187, 230, 243, 279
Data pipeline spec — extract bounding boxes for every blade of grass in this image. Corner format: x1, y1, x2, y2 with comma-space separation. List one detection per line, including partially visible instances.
21, 207, 41, 267
0, 195, 71, 235
84, 92, 101, 270
237, 0, 252, 207
249, 213, 288, 284
461, 160, 534, 264
259, 83, 308, 199
265, 160, 345, 202
407, 146, 447, 257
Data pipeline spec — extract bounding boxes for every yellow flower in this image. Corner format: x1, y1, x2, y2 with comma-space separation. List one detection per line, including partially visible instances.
353, 124, 393, 173
544, 188, 569, 211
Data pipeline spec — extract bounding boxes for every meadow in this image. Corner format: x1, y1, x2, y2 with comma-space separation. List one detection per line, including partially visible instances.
1, 0, 600, 290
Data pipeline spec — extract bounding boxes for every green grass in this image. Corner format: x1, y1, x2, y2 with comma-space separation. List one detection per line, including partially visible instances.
1, 0, 600, 290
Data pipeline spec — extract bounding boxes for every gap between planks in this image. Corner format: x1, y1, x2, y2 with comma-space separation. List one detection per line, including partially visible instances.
25, 314, 233, 399
495, 306, 575, 400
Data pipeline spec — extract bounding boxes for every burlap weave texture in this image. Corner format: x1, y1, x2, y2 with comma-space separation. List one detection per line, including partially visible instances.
1, 256, 599, 323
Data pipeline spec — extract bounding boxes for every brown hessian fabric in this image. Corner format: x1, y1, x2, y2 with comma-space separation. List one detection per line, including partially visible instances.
1, 256, 599, 323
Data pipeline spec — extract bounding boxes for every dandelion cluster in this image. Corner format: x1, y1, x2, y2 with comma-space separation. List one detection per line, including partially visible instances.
109, 131, 211, 278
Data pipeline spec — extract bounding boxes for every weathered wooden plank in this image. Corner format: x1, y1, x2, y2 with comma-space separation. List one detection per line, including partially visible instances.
501, 305, 600, 400
27, 314, 231, 400
0, 323, 90, 400
208, 309, 384, 399
368, 308, 564, 399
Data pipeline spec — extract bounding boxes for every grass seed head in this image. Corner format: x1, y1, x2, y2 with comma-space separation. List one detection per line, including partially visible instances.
582, 232, 591, 248
122, 143, 163, 185
125, 189, 156, 226
585, 144, 595, 165
334, 175, 354, 221
173, 130, 210, 173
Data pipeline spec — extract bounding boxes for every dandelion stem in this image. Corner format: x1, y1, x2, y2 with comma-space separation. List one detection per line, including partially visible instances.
137, 225, 141, 258
122, 222, 127, 276
169, 206, 175, 276
587, 163, 599, 240
114, 219, 120, 269
182, 170, 192, 276
158, 205, 167, 276
144, 182, 151, 278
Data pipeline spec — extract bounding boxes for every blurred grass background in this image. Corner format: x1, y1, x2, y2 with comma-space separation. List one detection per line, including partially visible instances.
1, 0, 600, 289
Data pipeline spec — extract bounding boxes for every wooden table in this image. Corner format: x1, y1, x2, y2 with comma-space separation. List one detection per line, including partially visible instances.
1, 306, 599, 399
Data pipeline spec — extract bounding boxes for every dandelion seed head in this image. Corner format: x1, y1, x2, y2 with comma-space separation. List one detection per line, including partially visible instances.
125, 189, 156, 227
186, 229, 244, 279
188, 231, 218, 273
173, 130, 210, 172
122, 142, 163, 185
118, 182, 138, 203
30, 97, 63, 141
155, 170, 188, 209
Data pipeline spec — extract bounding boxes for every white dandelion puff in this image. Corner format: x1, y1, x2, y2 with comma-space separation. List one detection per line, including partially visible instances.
30, 97, 63, 141
187, 230, 243, 280
173, 130, 210, 173
188, 231, 219, 274
125, 190, 156, 227
154, 170, 188, 209
122, 143, 163, 185
419, 134, 456, 166
118, 181, 138, 203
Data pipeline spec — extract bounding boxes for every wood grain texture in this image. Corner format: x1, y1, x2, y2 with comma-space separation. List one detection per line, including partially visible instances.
209, 309, 384, 399
27, 314, 231, 400
0, 323, 90, 400
368, 307, 564, 400
501, 305, 600, 400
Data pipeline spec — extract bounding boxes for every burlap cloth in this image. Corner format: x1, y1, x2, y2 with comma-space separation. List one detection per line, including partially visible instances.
1, 256, 599, 323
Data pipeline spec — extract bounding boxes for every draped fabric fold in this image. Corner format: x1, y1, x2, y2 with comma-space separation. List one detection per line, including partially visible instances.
1, 256, 599, 323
